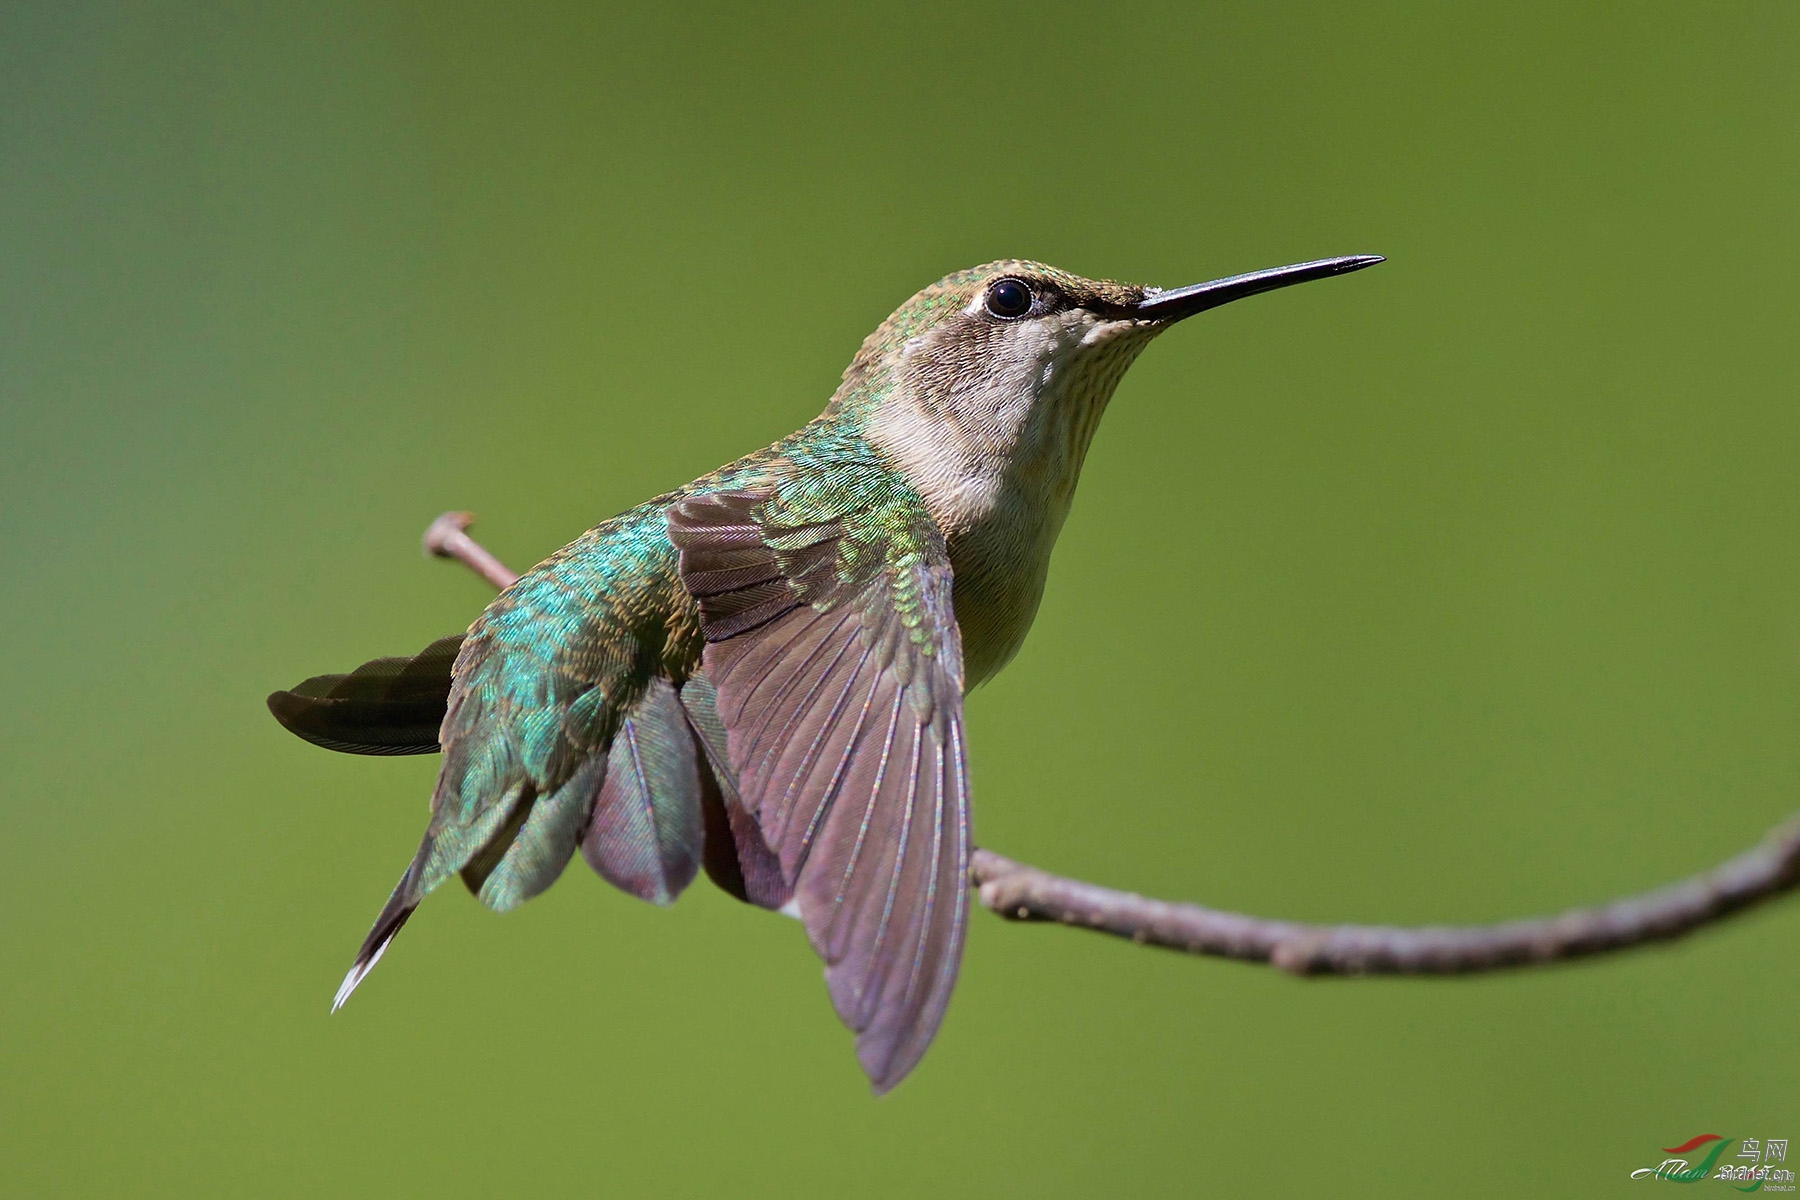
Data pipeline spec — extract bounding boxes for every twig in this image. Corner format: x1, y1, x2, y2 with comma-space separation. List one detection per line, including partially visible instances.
421, 510, 1800, 976
423, 511, 520, 590
970, 833, 1800, 975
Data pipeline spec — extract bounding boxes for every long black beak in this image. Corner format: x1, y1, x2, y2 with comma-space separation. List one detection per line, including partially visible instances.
1135, 254, 1384, 321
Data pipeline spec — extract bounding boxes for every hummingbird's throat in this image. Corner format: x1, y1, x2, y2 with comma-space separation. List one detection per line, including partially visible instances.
867, 315, 1156, 538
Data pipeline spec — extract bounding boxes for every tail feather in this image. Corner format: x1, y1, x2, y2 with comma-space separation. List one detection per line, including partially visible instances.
330, 865, 420, 1012
270, 636, 462, 756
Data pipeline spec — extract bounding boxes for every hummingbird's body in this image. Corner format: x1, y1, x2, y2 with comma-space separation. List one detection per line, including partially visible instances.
270, 254, 1379, 1091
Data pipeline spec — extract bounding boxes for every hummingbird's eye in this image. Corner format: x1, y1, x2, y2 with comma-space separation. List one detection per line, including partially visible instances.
984, 278, 1033, 319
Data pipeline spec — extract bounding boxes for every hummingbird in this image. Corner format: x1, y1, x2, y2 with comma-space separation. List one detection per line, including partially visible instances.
268, 253, 1382, 1092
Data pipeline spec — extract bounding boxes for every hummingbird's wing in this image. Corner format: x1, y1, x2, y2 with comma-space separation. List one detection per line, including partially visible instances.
323, 503, 723, 1010
271, 637, 781, 907
668, 483, 970, 1093
266, 636, 463, 755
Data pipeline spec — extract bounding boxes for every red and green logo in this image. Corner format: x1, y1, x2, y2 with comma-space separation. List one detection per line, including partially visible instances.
1632, 1135, 1793, 1191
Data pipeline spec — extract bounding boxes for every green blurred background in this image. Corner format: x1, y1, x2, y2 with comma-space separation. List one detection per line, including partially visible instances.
3, 3, 1796, 1195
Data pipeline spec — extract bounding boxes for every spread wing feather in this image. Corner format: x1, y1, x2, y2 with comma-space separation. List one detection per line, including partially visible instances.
669, 484, 970, 1092
276, 476, 971, 1091
579, 677, 704, 905
304, 502, 725, 1008
679, 676, 791, 909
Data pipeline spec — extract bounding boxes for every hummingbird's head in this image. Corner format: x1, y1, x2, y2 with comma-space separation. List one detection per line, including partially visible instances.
841, 255, 1380, 537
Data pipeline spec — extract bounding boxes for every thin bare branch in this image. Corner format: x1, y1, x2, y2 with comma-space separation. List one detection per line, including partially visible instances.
970, 828, 1800, 975
421, 510, 1800, 976
423, 511, 519, 590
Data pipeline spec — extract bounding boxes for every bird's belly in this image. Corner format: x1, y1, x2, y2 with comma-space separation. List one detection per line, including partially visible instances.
947, 498, 1063, 689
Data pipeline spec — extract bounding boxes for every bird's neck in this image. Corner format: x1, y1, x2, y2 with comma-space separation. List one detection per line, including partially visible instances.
857, 325, 1156, 683
861, 325, 1153, 538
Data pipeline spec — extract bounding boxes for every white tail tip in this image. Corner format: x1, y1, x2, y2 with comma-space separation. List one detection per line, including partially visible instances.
329, 934, 394, 1013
